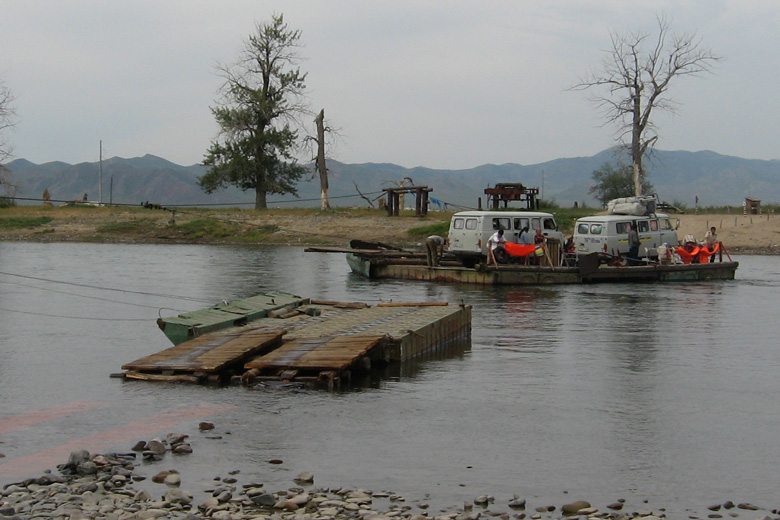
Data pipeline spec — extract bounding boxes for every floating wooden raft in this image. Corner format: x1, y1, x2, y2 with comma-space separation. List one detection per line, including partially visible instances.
122, 328, 286, 383
243, 302, 471, 387
120, 297, 472, 388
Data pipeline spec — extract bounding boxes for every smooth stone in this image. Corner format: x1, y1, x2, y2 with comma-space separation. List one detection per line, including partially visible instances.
152, 471, 174, 483
250, 494, 277, 506
167, 433, 189, 445
147, 440, 166, 455
561, 500, 590, 514
172, 444, 193, 454
164, 473, 182, 487
164, 488, 193, 505
293, 472, 314, 484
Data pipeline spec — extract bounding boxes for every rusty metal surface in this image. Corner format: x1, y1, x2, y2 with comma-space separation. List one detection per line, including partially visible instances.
122, 328, 285, 373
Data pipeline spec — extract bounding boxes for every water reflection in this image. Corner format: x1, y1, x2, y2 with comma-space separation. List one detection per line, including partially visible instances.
1, 245, 778, 516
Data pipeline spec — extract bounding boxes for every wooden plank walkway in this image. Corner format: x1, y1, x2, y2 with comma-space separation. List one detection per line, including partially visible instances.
122, 328, 285, 378
246, 335, 385, 372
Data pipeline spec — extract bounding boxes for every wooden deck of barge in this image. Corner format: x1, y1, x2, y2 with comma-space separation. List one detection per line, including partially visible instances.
120, 297, 472, 388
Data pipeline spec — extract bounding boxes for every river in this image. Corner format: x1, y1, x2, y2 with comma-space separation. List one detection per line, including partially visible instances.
0, 242, 777, 516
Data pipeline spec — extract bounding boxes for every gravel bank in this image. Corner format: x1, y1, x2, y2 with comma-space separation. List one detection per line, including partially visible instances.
2, 430, 777, 520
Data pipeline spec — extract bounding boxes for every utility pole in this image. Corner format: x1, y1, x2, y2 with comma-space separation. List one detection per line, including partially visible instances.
99, 140, 103, 205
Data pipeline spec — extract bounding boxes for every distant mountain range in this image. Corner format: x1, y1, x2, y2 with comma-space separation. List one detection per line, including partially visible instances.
6, 148, 780, 209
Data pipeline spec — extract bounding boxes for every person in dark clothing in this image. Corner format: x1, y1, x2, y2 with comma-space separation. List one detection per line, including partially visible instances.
627, 223, 640, 265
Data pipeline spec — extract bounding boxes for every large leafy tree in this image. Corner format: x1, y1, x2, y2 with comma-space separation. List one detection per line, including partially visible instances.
200, 14, 307, 209
590, 162, 653, 207
572, 16, 719, 197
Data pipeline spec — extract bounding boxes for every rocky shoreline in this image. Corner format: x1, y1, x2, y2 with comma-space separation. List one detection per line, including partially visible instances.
2, 427, 777, 520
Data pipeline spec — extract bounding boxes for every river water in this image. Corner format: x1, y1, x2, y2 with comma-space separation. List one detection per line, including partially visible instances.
0, 242, 777, 516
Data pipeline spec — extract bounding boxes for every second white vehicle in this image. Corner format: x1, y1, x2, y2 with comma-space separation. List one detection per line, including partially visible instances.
574, 213, 679, 261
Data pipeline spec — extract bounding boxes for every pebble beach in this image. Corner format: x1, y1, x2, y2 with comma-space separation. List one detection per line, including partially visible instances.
2, 427, 777, 520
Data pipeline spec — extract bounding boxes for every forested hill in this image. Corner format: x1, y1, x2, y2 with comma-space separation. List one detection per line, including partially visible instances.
6, 149, 780, 209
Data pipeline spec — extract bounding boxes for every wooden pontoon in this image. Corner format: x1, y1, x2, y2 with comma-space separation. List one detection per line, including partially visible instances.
120, 296, 472, 388
305, 245, 738, 286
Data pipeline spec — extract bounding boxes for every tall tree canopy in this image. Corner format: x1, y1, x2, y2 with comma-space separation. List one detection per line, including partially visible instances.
200, 14, 307, 209
590, 162, 653, 207
572, 16, 720, 197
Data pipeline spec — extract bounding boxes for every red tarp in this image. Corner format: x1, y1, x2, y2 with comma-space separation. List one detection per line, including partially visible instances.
676, 242, 720, 264
503, 243, 538, 257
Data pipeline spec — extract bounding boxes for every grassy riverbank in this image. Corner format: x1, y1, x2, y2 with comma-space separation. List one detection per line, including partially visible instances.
1, 205, 777, 253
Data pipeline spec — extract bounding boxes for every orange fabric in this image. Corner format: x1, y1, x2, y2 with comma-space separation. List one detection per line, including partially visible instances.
504, 242, 537, 257
676, 242, 721, 264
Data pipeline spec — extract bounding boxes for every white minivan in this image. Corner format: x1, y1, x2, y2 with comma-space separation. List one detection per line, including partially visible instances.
448, 211, 565, 267
574, 213, 679, 261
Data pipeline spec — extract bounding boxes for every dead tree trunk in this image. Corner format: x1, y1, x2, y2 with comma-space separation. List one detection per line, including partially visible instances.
315, 109, 330, 211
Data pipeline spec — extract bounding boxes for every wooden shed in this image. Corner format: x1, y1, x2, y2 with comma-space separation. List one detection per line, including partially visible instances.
745, 197, 761, 215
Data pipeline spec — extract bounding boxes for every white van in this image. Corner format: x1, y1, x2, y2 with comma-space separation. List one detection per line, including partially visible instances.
448, 211, 565, 267
573, 213, 679, 261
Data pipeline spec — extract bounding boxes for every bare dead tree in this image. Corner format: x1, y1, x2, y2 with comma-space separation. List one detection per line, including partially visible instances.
313, 109, 330, 210
571, 15, 720, 196
1, 79, 17, 203
352, 181, 375, 208
304, 108, 343, 211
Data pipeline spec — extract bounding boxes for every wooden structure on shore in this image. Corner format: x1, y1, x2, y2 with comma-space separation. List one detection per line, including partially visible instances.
483, 183, 539, 210
382, 186, 432, 217
120, 293, 471, 389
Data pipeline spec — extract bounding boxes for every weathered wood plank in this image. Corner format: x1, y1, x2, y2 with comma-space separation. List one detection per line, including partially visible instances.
122, 328, 285, 373
245, 335, 385, 371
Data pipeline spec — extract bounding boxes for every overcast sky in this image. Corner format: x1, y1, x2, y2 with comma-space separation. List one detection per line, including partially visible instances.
1, 1, 778, 169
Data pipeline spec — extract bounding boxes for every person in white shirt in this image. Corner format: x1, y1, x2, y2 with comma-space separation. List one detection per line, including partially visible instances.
487, 229, 506, 265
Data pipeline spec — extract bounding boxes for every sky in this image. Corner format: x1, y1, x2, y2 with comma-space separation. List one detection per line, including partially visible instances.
1, 1, 778, 170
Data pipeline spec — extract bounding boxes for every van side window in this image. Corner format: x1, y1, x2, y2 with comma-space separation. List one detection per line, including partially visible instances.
637, 221, 649, 232
514, 217, 529, 230
618, 222, 631, 234
531, 218, 541, 230
492, 218, 510, 230
660, 219, 672, 230
590, 224, 603, 235
465, 218, 478, 230
543, 218, 556, 230
577, 223, 589, 234
453, 218, 464, 230
649, 220, 659, 231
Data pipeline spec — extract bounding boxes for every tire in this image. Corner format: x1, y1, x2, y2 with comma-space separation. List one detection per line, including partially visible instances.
495, 247, 509, 264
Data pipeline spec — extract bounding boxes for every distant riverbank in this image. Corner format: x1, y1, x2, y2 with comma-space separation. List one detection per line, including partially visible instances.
0, 205, 777, 253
